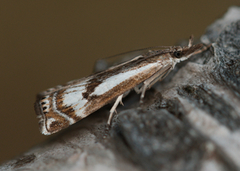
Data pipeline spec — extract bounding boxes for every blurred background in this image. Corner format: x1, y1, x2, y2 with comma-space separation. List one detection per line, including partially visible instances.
0, 1, 239, 163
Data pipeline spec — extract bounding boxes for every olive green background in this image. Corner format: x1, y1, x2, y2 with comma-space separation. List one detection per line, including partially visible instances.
0, 1, 239, 163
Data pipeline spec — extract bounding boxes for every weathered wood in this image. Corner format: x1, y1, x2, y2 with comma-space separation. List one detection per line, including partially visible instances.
1, 6, 240, 171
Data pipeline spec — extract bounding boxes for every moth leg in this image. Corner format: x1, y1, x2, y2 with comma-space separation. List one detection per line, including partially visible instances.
107, 94, 124, 126
134, 86, 142, 94
139, 65, 172, 103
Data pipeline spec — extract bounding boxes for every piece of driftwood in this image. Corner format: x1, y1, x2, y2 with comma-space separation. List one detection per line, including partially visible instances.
1, 6, 240, 171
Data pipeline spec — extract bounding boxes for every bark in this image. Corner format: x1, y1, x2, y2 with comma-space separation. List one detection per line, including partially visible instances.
1, 6, 240, 171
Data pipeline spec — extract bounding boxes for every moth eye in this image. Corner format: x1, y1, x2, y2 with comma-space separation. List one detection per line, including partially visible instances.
173, 51, 182, 58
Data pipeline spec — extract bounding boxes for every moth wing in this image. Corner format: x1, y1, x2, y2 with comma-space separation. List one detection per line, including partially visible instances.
35, 79, 92, 135
94, 46, 172, 72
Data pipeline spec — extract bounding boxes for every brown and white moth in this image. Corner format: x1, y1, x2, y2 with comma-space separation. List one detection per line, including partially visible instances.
35, 36, 209, 135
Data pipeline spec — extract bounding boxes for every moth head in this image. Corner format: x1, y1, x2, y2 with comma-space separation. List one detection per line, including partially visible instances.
171, 35, 206, 62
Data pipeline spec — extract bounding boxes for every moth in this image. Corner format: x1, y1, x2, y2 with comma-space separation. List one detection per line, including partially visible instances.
35, 35, 209, 135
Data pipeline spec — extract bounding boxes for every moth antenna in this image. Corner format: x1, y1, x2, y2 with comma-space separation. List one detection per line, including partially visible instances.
188, 35, 194, 47
179, 46, 183, 52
